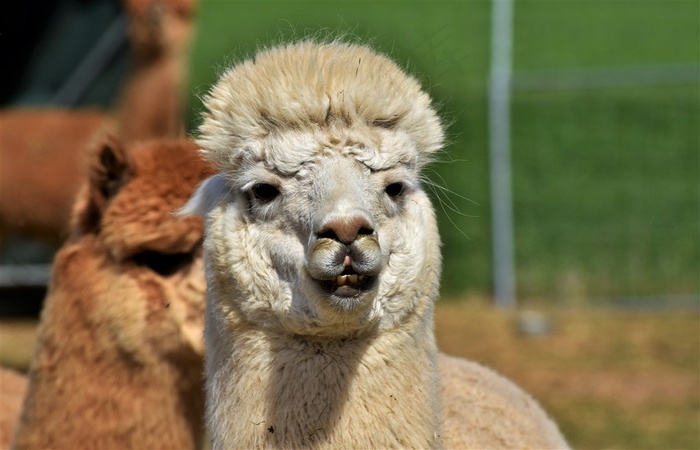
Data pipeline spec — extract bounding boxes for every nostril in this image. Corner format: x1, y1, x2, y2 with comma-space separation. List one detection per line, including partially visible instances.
317, 229, 340, 241
317, 216, 374, 244
358, 226, 375, 237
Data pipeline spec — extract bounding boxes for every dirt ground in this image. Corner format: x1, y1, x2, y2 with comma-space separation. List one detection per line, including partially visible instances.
2, 299, 698, 449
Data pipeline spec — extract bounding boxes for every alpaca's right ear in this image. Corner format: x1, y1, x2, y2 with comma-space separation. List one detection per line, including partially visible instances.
72, 132, 134, 234
178, 174, 228, 217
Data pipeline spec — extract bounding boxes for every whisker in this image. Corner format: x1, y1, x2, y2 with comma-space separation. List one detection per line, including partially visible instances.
422, 169, 480, 206
419, 160, 487, 240
424, 180, 479, 220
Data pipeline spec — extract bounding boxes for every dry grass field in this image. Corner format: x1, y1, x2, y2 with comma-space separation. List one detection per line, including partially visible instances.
1, 299, 698, 449
435, 300, 700, 449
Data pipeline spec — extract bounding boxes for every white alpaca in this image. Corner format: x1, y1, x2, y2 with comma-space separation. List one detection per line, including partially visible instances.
184, 40, 569, 449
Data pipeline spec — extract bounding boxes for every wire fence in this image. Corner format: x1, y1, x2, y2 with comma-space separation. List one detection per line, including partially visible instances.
489, 0, 699, 310
509, 73, 698, 309
1, 1, 698, 313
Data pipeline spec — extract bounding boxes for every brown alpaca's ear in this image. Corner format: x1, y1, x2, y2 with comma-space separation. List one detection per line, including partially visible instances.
72, 133, 134, 235
89, 133, 133, 207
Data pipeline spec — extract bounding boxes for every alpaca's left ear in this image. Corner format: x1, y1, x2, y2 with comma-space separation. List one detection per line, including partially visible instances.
71, 131, 134, 235
178, 174, 228, 218
89, 133, 133, 206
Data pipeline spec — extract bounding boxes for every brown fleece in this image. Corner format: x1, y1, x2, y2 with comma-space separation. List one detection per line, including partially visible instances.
11, 135, 213, 449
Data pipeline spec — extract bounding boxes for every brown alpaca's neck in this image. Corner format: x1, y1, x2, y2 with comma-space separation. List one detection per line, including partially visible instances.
13, 243, 203, 449
15, 299, 203, 449
207, 312, 442, 449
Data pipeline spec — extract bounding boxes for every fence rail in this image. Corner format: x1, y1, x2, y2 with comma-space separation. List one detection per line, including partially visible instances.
0, 265, 52, 288
512, 63, 700, 91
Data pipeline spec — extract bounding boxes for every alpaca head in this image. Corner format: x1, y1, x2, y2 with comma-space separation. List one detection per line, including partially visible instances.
124, 0, 197, 59
71, 133, 213, 361
185, 41, 444, 337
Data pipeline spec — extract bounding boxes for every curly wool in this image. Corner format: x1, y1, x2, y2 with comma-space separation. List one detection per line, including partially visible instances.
198, 40, 444, 173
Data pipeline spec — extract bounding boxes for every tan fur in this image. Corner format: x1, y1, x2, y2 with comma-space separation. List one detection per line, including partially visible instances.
187, 40, 569, 449
11, 136, 213, 449
439, 354, 569, 448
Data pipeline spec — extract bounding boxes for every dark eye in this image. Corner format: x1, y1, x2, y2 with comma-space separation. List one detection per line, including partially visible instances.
250, 183, 280, 203
132, 251, 193, 277
385, 182, 404, 199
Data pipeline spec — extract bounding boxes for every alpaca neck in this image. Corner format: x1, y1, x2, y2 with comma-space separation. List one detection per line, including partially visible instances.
15, 297, 203, 449
118, 55, 185, 142
13, 241, 203, 449
207, 308, 442, 449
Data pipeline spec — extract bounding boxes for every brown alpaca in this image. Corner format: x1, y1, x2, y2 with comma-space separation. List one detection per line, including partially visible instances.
0, 0, 198, 244
117, 0, 198, 141
11, 135, 213, 449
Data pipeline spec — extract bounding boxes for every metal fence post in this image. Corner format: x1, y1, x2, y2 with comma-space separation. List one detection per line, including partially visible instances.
489, 0, 516, 309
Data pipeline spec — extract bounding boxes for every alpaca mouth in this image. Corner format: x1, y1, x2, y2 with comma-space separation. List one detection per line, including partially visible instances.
317, 268, 375, 297
334, 273, 366, 287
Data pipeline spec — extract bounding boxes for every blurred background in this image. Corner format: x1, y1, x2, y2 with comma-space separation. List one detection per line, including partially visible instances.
1, 0, 698, 448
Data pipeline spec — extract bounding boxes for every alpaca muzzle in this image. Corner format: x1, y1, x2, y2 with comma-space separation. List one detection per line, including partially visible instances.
306, 231, 383, 299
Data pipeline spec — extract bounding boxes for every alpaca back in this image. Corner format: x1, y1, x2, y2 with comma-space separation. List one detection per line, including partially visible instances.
439, 354, 569, 449
0, 109, 108, 242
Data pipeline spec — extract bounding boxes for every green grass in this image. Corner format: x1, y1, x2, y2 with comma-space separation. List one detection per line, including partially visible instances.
514, 0, 700, 70
512, 84, 700, 299
188, 0, 700, 299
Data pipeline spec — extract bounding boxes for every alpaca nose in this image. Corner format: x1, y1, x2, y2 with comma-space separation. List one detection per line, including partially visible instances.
317, 215, 375, 244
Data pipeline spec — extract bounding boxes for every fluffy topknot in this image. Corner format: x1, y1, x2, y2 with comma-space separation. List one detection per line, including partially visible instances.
198, 40, 444, 171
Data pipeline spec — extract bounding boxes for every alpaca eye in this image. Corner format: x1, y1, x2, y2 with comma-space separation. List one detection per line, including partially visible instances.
385, 182, 404, 199
250, 183, 280, 203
